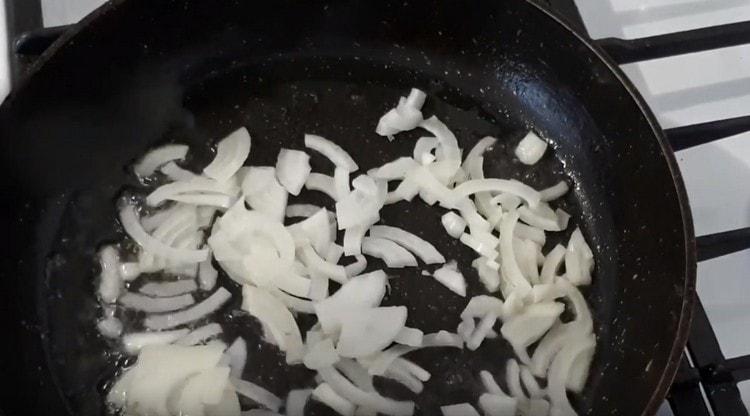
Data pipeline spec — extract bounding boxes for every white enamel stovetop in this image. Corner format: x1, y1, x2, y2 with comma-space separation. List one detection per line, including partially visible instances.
0, 0, 748, 413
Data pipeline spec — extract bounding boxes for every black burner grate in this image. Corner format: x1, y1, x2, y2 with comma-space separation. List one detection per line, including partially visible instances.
4, 0, 750, 415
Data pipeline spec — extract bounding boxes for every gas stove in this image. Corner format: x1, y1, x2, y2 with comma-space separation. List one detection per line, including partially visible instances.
2, 0, 749, 414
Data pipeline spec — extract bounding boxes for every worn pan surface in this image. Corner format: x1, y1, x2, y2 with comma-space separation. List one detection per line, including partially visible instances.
0, 1, 695, 415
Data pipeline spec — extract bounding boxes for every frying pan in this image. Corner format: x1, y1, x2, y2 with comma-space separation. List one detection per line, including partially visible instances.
0, 0, 696, 415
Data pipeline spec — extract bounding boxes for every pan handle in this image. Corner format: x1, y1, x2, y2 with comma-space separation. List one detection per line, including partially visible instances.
696, 227, 750, 262
594, 20, 750, 64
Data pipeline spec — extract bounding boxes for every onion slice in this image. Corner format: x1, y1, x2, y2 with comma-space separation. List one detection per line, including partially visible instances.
119, 292, 195, 313
276, 148, 312, 196
242, 285, 304, 364
144, 287, 231, 330
204, 127, 251, 182
440, 403, 480, 416
451, 179, 541, 208
318, 367, 415, 416
312, 382, 356, 416
305, 134, 359, 172
121, 329, 190, 354
139, 279, 198, 297
431, 261, 466, 297
232, 378, 282, 412
361, 237, 418, 268
134, 144, 189, 178
368, 225, 445, 265
515, 131, 548, 165
176, 323, 223, 346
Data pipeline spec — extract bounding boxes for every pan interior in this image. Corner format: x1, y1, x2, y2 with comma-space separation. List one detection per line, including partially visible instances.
0, 1, 691, 415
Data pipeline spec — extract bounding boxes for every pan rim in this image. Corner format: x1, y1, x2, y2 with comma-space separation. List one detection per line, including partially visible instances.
1, 1, 698, 415
523, 1, 697, 414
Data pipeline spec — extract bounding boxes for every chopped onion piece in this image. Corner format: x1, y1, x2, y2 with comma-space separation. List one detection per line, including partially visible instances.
119, 262, 141, 281
541, 244, 566, 284
305, 173, 339, 200
440, 403, 480, 416
521, 365, 544, 398
395, 327, 424, 347
271, 289, 316, 314
394, 358, 431, 382
204, 127, 251, 182
304, 338, 340, 370
226, 337, 247, 379
515, 131, 548, 165
242, 166, 288, 223
198, 257, 219, 291
242, 285, 304, 364
325, 243, 345, 264
121, 328, 190, 355
431, 260, 466, 297
460, 232, 498, 258
286, 204, 322, 218
514, 222, 546, 246
471, 258, 501, 293
334, 167, 352, 201
516, 239, 540, 284
119, 292, 195, 313
413, 136, 439, 165
300, 244, 347, 284
232, 378, 282, 412
467, 312, 498, 350
286, 389, 313, 416
287, 208, 335, 255
345, 255, 368, 277
134, 144, 189, 178
452, 179, 541, 209
498, 211, 532, 298
312, 382, 356, 416
547, 334, 596, 416
174, 367, 232, 416
369, 225, 445, 265
343, 225, 369, 256
501, 302, 565, 363
336, 189, 382, 230
97, 316, 123, 339
519, 204, 562, 232
144, 287, 231, 330
478, 393, 517, 416
362, 237, 418, 268
370, 157, 419, 180
318, 367, 415, 416
305, 134, 359, 172
139, 279, 197, 297
120, 204, 209, 264
147, 176, 237, 207
566, 337, 596, 393
98, 245, 122, 303
564, 228, 594, 286
540, 181, 570, 202
384, 365, 424, 393
336, 306, 407, 358
479, 371, 509, 397
160, 161, 195, 181
176, 323, 223, 346
376, 89, 426, 137
276, 148, 311, 196
506, 358, 526, 401
441, 211, 466, 239
314, 271, 387, 335
166, 193, 235, 208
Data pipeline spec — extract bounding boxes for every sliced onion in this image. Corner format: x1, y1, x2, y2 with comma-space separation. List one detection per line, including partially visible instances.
413, 136, 439, 165
305, 173, 339, 200
160, 161, 195, 181
478, 393, 517, 416
165, 193, 234, 208
312, 382, 356, 416
305, 134, 359, 172
498, 211, 532, 298
471, 258, 501, 293
479, 371, 509, 397
139, 279, 197, 297
518, 204, 562, 232
286, 204, 322, 218
516, 239, 540, 285
172, 367, 231, 416
225, 337, 247, 379
300, 244, 347, 284
397, 165, 457, 208
98, 245, 122, 303
242, 285, 304, 364
394, 358, 430, 382
431, 260, 466, 297
120, 204, 209, 263
384, 365, 424, 393
336, 189, 382, 230
460, 232, 498, 259
204, 127, 251, 182
119, 292, 194, 313
564, 228, 594, 286
370, 157, 419, 180
361, 237, 418, 268
147, 176, 238, 207
440, 403, 480, 416
286, 389, 313, 416
376, 89, 426, 137
241, 166, 288, 223
337, 359, 376, 394
336, 258, 363, 280
515, 131, 548, 166
461, 295, 505, 321
325, 243, 345, 264
514, 223, 546, 246
287, 208, 335, 255
232, 378, 282, 412
271, 289, 316, 314
336, 306, 407, 358
97, 316, 123, 339
144, 287, 231, 330
419, 116, 461, 176
395, 327, 424, 347
314, 270, 387, 335
467, 312, 498, 351
452, 179, 541, 209
521, 365, 544, 398
304, 338, 340, 370
334, 167, 351, 200
368, 225, 445, 264
441, 212, 466, 239
318, 366, 415, 416
343, 224, 369, 256
134, 144, 189, 178
566, 338, 595, 393
540, 181, 570, 202
490, 193, 522, 212
501, 302, 565, 364
540, 244, 566, 284
276, 148, 312, 196
547, 334, 596, 416
121, 328, 190, 354
198, 256, 219, 291
176, 323, 223, 346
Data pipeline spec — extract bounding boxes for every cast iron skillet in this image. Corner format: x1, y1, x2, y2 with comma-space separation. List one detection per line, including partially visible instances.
0, 0, 696, 415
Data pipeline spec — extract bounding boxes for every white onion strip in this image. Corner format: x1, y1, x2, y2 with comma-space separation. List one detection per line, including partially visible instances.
134, 144, 189, 178
451, 179, 541, 208
144, 287, 231, 330
232, 378, 282, 412
305, 173, 338, 200
305, 134, 359, 172
175, 323, 223, 346
540, 181, 569, 202
286, 204, 323, 218
119, 292, 194, 313
318, 367, 415, 416
498, 211, 532, 298
203, 127, 251, 182
368, 225, 445, 265
300, 244, 347, 284
160, 161, 195, 181
121, 329, 189, 355
119, 205, 209, 263
226, 337, 247, 379
361, 237, 418, 268
276, 148, 312, 196
139, 279, 198, 297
